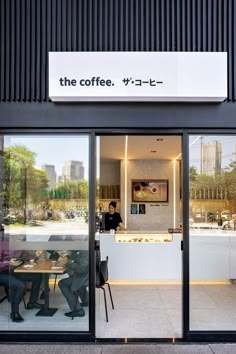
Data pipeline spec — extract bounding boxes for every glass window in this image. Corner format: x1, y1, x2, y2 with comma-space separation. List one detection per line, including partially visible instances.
0, 135, 89, 331
189, 135, 236, 330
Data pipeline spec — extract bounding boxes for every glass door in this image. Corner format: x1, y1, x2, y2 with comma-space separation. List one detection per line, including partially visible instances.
95, 134, 183, 339
0, 135, 90, 332
189, 135, 236, 331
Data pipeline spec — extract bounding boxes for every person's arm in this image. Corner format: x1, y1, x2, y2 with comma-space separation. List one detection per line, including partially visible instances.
117, 213, 127, 231
118, 222, 127, 231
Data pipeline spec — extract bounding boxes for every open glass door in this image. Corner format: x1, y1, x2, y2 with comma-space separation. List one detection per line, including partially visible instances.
96, 134, 183, 339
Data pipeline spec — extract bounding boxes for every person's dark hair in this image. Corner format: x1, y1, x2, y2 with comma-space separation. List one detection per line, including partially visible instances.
109, 201, 117, 209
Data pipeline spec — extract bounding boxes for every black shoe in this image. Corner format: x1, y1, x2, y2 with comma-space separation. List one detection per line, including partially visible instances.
80, 301, 89, 307
26, 302, 42, 310
64, 308, 85, 317
10, 312, 24, 322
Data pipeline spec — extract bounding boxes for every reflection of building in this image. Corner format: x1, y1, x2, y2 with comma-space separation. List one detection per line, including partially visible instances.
41, 164, 57, 189
57, 175, 63, 184
62, 160, 84, 180
201, 141, 222, 176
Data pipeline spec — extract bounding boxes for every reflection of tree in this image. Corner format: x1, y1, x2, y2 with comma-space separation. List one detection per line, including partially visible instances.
189, 166, 198, 182
3, 145, 48, 223
50, 180, 88, 200
190, 161, 236, 202
223, 161, 236, 201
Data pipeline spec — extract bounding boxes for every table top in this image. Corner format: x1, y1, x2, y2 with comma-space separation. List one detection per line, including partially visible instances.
14, 259, 66, 274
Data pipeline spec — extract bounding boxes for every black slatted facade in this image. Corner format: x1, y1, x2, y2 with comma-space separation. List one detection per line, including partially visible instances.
0, 0, 235, 103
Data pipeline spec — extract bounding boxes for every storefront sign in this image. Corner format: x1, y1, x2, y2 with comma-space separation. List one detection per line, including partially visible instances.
49, 52, 227, 102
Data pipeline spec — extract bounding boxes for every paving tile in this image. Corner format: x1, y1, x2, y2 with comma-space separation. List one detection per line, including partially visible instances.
210, 344, 236, 354
0, 344, 102, 354
101, 344, 213, 354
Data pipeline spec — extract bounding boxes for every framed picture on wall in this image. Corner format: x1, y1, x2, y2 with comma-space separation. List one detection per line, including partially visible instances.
130, 204, 138, 214
132, 180, 168, 202
139, 204, 146, 214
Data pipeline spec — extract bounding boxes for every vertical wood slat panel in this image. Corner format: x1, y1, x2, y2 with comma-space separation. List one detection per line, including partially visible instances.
67, 0, 72, 51
36, 0, 41, 101
104, 0, 108, 51
61, 0, 66, 51
0, 1, 3, 99
150, 0, 155, 51
20, 0, 26, 101
234, 0, 236, 100
78, 0, 82, 51
46, 0, 52, 101
41, 0, 47, 102
0, 0, 5, 100
10, 0, 15, 100
25, 0, 31, 101
130, 0, 134, 51
0, 0, 235, 102
72, 0, 77, 51
228, 0, 232, 101
30, 0, 36, 101
202, 0, 207, 51
51, 0, 56, 52
5, 0, 10, 101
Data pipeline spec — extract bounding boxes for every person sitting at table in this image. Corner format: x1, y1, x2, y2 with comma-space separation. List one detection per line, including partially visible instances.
58, 250, 89, 318
0, 237, 43, 322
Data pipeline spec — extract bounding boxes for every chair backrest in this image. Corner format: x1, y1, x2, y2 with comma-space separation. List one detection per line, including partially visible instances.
96, 256, 109, 287
100, 256, 109, 284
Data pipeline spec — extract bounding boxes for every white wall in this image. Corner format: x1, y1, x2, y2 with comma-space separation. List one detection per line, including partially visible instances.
120, 159, 180, 231
100, 160, 120, 185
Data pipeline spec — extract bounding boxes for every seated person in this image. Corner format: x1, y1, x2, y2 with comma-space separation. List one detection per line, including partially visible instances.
105, 201, 126, 231
0, 237, 42, 322
59, 250, 89, 318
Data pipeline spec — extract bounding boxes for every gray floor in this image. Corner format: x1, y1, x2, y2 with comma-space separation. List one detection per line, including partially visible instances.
2, 283, 236, 336
96, 284, 182, 338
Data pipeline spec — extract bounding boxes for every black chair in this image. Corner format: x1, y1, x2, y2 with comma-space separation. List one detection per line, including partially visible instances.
96, 256, 114, 322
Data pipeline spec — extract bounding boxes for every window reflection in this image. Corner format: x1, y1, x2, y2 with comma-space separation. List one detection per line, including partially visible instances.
0, 135, 89, 331
190, 135, 236, 330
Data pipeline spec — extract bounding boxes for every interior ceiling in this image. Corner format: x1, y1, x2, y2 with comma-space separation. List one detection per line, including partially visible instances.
100, 136, 182, 160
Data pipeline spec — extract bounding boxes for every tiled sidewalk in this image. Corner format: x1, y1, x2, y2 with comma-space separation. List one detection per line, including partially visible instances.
0, 344, 236, 354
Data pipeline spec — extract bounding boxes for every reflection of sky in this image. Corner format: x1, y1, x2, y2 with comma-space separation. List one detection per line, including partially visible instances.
189, 135, 236, 172
4, 136, 89, 179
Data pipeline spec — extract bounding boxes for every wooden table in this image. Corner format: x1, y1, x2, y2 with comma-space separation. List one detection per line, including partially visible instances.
15, 259, 66, 316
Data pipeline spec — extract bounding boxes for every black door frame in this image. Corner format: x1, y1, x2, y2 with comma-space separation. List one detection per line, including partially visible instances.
95, 130, 184, 342
1, 128, 236, 342
0, 130, 96, 343
184, 129, 236, 342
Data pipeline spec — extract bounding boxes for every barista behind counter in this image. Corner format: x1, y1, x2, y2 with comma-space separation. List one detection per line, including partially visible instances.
105, 201, 126, 231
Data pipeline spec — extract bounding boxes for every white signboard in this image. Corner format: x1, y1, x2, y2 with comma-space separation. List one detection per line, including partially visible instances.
49, 52, 227, 102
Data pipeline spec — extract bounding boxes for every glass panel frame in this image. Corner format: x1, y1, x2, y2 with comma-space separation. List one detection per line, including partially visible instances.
0, 134, 91, 333
189, 134, 236, 332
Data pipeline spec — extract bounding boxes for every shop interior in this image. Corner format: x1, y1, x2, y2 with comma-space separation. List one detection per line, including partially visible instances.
96, 135, 183, 339
2, 134, 236, 337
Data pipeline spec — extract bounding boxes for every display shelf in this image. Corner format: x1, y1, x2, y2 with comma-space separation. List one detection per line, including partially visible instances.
115, 231, 172, 243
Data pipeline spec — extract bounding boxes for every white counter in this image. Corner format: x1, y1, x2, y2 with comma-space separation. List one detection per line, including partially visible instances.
99, 233, 182, 282
98, 231, 236, 282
